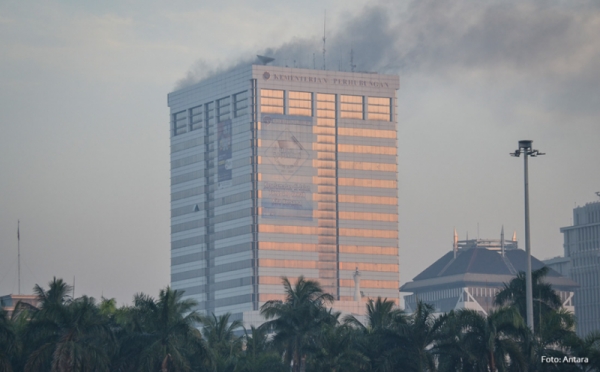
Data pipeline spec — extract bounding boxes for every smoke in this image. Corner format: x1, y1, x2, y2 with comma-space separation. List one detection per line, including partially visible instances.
176, 0, 600, 115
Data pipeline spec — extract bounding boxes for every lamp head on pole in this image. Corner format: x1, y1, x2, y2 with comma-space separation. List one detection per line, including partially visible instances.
511, 140, 545, 157
519, 140, 533, 149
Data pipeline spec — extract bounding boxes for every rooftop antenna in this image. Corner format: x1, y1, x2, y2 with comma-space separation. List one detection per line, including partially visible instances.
350, 47, 356, 72
322, 10, 326, 70
501, 225, 505, 257
256, 55, 275, 65
17, 220, 21, 295
453, 228, 458, 259
313, 53, 316, 69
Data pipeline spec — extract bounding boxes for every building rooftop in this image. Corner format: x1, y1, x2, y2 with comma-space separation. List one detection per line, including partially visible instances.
401, 247, 578, 293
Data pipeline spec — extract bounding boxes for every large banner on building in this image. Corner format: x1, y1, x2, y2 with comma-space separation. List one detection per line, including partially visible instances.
217, 119, 232, 189
260, 114, 314, 221
262, 181, 313, 220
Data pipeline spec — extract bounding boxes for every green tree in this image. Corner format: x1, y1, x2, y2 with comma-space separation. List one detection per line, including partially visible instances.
235, 326, 285, 372
517, 309, 581, 372
494, 267, 561, 333
345, 297, 406, 332
113, 287, 206, 372
200, 313, 243, 372
343, 297, 407, 372
452, 307, 526, 372
434, 311, 477, 372
24, 295, 115, 372
565, 331, 600, 372
260, 276, 335, 372
393, 301, 445, 372
0, 307, 16, 372
307, 324, 368, 372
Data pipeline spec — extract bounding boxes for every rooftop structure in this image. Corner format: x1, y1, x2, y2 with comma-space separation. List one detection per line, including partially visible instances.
401, 230, 578, 316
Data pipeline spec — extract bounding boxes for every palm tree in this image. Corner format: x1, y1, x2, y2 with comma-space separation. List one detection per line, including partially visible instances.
565, 331, 600, 372
34, 277, 72, 314
345, 297, 406, 332
200, 313, 243, 372
434, 311, 477, 372
494, 267, 561, 333
23, 295, 115, 372
113, 287, 206, 372
517, 308, 581, 372
307, 324, 368, 372
453, 307, 526, 372
0, 307, 16, 372
393, 301, 445, 372
260, 276, 335, 372
343, 297, 407, 372
348, 300, 443, 372
236, 326, 285, 372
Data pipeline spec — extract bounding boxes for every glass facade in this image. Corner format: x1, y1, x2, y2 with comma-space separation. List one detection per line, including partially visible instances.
169, 66, 400, 322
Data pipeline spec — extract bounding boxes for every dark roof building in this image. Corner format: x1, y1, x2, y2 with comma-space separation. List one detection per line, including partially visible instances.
400, 231, 578, 316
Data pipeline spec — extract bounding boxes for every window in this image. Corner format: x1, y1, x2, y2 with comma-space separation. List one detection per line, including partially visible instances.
260, 89, 284, 114
340, 95, 363, 119
368, 97, 391, 121
233, 91, 248, 117
217, 97, 230, 122
205, 102, 214, 126
173, 111, 187, 136
289, 91, 312, 116
189, 106, 203, 131
316, 93, 335, 126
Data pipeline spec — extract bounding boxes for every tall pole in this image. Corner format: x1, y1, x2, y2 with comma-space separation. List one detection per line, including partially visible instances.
18, 220, 21, 295
511, 140, 544, 333
523, 147, 534, 333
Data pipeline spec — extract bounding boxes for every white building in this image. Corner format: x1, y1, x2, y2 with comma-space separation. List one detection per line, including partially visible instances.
168, 64, 400, 325
560, 194, 600, 336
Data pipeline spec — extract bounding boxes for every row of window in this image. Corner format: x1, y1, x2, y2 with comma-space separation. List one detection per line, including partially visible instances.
256, 260, 398, 273
238, 276, 398, 290
260, 89, 392, 121
258, 224, 397, 238
255, 190, 397, 205
172, 91, 249, 136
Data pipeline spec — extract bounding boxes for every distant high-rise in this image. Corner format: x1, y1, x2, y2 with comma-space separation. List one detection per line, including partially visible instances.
560, 195, 600, 336
168, 65, 400, 324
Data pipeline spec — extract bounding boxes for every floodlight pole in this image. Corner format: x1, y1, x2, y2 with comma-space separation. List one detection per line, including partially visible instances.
510, 140, 544, 333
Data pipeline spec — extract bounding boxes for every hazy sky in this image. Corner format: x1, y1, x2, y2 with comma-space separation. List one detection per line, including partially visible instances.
1, 0, 599, 305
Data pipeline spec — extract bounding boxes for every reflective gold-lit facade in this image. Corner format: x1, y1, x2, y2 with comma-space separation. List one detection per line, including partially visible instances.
168, 65, 400, 324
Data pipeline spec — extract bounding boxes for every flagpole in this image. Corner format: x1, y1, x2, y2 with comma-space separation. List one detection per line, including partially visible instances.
18, 220, 21, 295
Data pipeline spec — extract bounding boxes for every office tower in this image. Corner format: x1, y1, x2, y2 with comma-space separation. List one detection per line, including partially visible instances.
560, 195, 600, 336
168, 64, 400, 324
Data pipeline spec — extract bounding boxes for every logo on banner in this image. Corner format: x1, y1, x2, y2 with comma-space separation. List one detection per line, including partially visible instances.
268, 131, 308, 179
